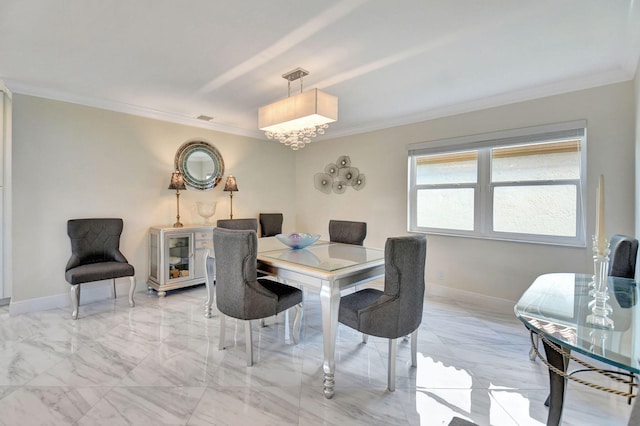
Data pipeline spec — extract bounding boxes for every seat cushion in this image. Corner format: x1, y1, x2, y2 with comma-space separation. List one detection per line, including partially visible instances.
338, 288, 383, 331
258, 278, 303, 313
65, 261, 134, 285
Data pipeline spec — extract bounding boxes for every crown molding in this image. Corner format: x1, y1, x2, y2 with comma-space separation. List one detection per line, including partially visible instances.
0, 80, 12, 98
324, 67, 635, 141
3, 80, 265, 139
5, 65, 635, 145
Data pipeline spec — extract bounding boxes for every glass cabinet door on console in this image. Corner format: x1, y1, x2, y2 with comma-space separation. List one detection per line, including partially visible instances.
167, 233, 192, 281
149, 231, 159, 282
147, 225, 213, 297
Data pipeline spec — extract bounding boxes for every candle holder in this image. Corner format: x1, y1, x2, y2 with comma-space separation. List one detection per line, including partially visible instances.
588, 328, 610, 356
586, 236, 614, 329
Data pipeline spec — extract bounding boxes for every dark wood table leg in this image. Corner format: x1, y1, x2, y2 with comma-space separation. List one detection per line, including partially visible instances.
543, 338, 569, 426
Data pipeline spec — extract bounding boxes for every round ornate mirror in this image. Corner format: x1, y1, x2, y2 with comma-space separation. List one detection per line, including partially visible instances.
175, 141, 225, 190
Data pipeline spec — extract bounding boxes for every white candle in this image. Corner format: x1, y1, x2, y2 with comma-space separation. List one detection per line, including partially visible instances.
595, 175, 606, 254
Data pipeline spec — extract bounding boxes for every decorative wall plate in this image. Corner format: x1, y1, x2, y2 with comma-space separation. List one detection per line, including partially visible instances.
314, 155, 366, 194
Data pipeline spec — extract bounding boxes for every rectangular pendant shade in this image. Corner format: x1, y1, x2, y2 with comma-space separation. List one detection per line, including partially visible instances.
259, 88, 338, 133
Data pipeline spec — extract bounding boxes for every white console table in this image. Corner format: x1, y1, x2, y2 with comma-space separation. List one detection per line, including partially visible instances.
147, 225, 214, 296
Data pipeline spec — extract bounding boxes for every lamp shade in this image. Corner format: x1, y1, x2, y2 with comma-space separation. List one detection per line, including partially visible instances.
224, 176, 238, 192
168, 171, 186, 190
258, 88, 337, 134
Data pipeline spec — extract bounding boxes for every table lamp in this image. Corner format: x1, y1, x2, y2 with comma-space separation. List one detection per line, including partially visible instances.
168, 170, 187, 227
224, 176, 238, 219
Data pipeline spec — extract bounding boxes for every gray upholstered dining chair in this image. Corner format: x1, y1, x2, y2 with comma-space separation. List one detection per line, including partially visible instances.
609, 234, 638, 278
213, 227, 303, 366
217, 216, 272, 290
330, 220, 368, 293
216, 218, 258, 232
65, 218, 136, 320
329, 220, 367, 245
259, 213, 283, 237
338, 234, 427, 391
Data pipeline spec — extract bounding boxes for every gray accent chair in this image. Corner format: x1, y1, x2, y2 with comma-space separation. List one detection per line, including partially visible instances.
609, 234, 638, 278
259, 213, 283, 237
65, 218, 136, 320
216, 218, 258, 232
329, 220, 367, 245
338, 234, 427, 391
213, 228, 303, 366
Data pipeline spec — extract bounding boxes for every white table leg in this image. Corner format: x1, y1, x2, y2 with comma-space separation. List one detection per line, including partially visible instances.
320, 278, 340, 399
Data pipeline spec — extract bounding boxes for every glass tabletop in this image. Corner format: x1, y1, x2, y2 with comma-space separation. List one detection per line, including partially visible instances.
258, 243, 385, 272
514, 273, 639, 373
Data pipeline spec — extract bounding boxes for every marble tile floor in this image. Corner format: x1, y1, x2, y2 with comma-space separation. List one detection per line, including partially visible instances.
0, 283, 633, 425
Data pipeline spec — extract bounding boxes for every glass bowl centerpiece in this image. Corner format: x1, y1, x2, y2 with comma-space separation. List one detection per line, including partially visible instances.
275, 233, 320, 250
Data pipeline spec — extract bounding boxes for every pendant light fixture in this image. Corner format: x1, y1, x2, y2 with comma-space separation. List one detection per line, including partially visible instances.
258, 68, 338, 151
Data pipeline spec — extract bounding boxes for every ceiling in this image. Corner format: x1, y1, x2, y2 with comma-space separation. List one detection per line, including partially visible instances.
1, 1, 640, 141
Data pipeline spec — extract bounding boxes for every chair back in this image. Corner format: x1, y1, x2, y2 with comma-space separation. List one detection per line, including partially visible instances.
213, 228, 280, 320
259, 213, 283, 237
329, 220, 367, 245
609, 234, 638, 278
360, 235, 427, 338
65, 218, 128, 271
216, 218, 258, 232
384, 235, 426, 336
213, 228, 258, 319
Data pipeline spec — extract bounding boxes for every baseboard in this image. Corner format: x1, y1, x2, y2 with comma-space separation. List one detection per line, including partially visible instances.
9, 292, 70, 316
426, 282, 515, 314
9, 280, 514, 316
9, 280, 138, 316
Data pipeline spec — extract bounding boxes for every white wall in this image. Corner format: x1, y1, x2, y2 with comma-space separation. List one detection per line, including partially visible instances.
11, 94, 296, 308
8, 80, 637, 312
636, 58, 640, 245
296, 82, 636, 302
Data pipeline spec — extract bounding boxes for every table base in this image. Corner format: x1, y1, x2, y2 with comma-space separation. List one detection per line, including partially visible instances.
529, 331, 637, 426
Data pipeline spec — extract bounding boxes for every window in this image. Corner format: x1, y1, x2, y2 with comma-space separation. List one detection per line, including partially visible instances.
408, 121, 586, 246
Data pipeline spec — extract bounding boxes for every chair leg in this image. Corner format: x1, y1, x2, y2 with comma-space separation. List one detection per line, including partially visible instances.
362, 333, 368, 344
411, 329, 418, 367
128, 276, 136, 307
245, 320, 253, 367
70, 284, 80, 320
218, 314, 226, 351
292, 303, 303, 344
388, 338, 397, 392
112, 279, 117, 299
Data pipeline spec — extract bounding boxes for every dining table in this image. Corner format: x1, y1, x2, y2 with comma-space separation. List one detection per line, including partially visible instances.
204, 236, 386, 398
514, 273, 639, 425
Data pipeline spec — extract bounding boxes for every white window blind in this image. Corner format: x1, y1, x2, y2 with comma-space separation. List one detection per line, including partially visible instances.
407, 121, 587, 246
